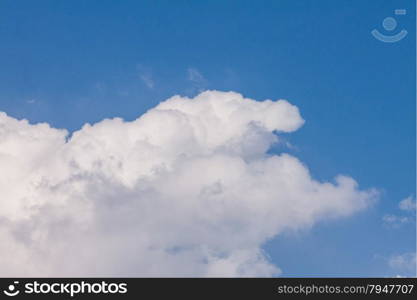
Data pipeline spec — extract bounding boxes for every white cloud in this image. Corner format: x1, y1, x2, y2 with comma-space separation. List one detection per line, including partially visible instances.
0, 90, 378, 276
388, 253, 416, 277
383, 195, 415, 228
382, 214, 410, 228
399, 196, 416, 212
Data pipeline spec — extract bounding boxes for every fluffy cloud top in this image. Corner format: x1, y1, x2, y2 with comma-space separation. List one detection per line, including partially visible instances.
0, 91, 377, 276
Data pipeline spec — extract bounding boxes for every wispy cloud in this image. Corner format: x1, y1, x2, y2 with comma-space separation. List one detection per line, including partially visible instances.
399, 195, 416, 212
187, 67, 208, 93
93, 82, 107, 94
383, 195, 416, 228
382, 214, 411, 228
388, 252, 416, 277
139, 73, 154, 89
137, 65, 155, 89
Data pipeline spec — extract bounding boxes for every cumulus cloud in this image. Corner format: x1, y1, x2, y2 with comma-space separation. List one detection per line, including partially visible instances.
0, 91, 378, 276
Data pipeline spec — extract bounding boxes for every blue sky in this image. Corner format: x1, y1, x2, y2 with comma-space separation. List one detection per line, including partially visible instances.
0, 0, 415, 276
